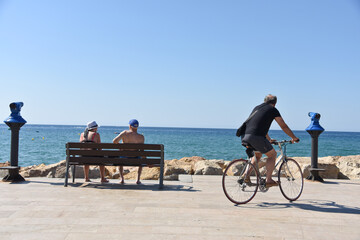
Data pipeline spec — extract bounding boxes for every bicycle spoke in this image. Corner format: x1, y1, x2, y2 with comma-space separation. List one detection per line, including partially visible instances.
278, 159, 303, 201
222, 159, 259, 204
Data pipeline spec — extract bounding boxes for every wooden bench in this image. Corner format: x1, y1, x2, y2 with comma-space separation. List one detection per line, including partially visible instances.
65, 142, 164, 189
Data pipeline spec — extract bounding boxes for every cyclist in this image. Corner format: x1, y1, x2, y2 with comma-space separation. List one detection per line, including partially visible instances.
241, 94, 299, 187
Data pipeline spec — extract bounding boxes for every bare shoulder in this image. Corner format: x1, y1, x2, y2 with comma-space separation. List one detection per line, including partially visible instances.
120, 130, 128, 135
138, 133, 145, 143
122, 130, 135, 137
113, 130, 128, 143
140, 133, 145, 140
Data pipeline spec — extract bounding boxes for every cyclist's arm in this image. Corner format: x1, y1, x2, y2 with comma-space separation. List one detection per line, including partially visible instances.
274, 116, 299, 142
266, 134, 276, 143
266, 134, 271, 141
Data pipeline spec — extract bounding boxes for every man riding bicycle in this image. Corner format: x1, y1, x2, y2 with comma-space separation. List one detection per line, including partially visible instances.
241, 94, 299, 187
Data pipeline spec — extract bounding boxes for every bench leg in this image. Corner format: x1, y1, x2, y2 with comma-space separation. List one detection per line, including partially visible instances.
64, 160, 70, 187
72, 165, 76, 183
159, 162, 164, 189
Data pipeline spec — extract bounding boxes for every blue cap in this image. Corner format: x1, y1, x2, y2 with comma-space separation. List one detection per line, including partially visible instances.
129, 119, 139, 128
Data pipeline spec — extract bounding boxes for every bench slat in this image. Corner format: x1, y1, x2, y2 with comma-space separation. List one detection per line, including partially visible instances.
66, 142, 163, 150
68, 157, 161, 166
67, 150, 162, 157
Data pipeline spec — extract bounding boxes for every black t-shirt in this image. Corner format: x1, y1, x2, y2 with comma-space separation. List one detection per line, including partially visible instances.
245, 103, 281, 137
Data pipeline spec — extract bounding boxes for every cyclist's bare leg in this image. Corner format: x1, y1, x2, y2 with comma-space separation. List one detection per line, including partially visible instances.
243, 152, 262, 178
254, 152, 262, 164
264, 148, 277, 184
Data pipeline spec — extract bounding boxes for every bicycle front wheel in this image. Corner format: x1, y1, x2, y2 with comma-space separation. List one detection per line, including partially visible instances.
222, 159, 259, 205
278, 158, 303, 202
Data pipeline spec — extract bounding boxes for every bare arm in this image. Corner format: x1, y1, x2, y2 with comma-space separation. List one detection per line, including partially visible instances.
113, 131, 125, 144
79, 133, 84, 142
95, 133, 101, 143
266, 134, 271, 141
275, 116, 299, 142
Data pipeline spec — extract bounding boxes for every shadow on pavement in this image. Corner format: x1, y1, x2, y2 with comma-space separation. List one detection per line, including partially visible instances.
253, 199, 360, 215
27, 179, 199, 192
76, 182, 198, 192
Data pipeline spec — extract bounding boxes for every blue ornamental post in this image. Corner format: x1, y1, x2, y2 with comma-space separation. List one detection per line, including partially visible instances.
1, 102, 26, 182
306, 112, 325, 182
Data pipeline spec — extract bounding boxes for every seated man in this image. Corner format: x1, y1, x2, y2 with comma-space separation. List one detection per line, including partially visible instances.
113, 119, 145, 184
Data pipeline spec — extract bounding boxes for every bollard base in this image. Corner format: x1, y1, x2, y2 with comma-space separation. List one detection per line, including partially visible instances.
306, 168, 325, 182
2, 173, 25, 182
306, 174, 324, 182
0, 167, 25, 182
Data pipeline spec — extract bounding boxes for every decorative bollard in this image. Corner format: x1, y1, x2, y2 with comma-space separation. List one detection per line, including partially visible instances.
306, 112, 325, 182
1, 102, 26, 182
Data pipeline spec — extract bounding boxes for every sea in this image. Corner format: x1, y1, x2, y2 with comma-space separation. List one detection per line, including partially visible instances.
0, 124, 359, 167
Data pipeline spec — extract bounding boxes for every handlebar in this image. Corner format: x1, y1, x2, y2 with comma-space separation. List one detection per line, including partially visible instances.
271, 139, 299, 145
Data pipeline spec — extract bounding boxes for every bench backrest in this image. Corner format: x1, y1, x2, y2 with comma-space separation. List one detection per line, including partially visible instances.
66, 142, 164, 166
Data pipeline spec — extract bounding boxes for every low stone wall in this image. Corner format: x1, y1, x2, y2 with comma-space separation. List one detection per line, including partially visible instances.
0, 155, 359, 180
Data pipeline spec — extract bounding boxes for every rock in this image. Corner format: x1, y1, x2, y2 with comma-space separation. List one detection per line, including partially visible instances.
194, 160, 223, 175
46, 171, 53, 178
70, 166, 100, 179
318, 163, 339, 179
165, 157, 203, 176
164, 165, 192, 176
105, 166, 118, 177
207, 159, 226, 169
0, 161, 10, 167
164, 174, 179, 181
179, 156, 206, 163
224, 160, 245, 176
20, 160, 67, 178
337, 155, 360, 179
8, 154, 360, 180
54, 165, 67, 178
292, 156, 341, 179
123, 167, 160, 180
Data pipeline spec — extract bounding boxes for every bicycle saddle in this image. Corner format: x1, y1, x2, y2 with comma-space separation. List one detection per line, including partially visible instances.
242, 141, 255, 159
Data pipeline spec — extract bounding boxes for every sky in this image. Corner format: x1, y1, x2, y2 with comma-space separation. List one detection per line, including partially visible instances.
0, 0, 359, 131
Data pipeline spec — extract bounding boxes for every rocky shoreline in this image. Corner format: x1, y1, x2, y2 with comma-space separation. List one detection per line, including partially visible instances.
0, 155, 359, 180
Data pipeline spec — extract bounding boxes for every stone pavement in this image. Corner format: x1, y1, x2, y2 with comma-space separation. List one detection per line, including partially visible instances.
0, 175, 359, 240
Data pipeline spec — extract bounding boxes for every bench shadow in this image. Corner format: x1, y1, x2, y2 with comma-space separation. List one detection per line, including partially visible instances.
27, 180, 198, 192
73, 182, 198, 192
244, 199, 360, 215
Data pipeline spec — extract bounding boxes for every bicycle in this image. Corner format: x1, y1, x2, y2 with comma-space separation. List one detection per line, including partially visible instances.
222, 140, 303, 205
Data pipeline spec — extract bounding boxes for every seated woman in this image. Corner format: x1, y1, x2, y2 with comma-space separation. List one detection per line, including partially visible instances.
79, 121, 108, 183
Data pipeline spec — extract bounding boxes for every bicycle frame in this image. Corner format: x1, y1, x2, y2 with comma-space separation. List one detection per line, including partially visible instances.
222, 140, 303, 204
243, 141, 290, 184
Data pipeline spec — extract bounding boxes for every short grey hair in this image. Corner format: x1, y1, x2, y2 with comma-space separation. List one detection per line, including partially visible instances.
264, 94, 277, 105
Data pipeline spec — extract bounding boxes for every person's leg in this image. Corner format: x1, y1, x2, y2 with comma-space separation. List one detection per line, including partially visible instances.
84, 165, 90, 182
136, 166, 142, 184
119, 166, 124, 184
253, 152, 262, 165
243, 152, 262, 178
99, 166, 108, 183
264, 148, 277, 184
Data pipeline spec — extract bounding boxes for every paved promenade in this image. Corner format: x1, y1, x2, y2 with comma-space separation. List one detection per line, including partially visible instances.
0, 176, 359, 240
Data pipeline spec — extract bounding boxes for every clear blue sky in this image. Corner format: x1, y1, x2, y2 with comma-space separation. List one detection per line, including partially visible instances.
1, 0, 359, 131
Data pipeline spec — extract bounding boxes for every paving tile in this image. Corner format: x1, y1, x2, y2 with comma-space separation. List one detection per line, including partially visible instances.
0, 177, 359, 240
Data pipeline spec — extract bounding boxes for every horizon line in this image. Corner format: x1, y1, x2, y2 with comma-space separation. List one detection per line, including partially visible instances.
1, 123, 359, 133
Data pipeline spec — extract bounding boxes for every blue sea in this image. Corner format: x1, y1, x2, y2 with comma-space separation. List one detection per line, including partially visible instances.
0, 124, 359, 167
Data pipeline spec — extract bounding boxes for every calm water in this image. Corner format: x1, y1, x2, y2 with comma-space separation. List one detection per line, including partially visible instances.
0, 124, 359, 166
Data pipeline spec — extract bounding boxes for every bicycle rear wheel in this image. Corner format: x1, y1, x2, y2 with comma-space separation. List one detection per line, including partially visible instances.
222, 159, 259, 205
278, 158, 303, 202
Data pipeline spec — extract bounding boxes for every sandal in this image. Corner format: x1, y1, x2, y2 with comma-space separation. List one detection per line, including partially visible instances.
265, 181, 279, 188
